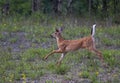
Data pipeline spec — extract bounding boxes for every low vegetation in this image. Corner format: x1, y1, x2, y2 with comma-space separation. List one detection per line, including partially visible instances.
0, 15, 120, 83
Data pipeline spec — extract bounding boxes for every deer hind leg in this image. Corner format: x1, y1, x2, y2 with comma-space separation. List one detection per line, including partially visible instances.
57, 53, 66, 66
88, 47, 103, 62
44, 49, 63, 60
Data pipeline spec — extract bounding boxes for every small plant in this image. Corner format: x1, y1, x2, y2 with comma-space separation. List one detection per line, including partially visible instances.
45, 80, 56, 83
0, 34, 4, 40
54, 64, 69, 75
9, 37, 18, 44
78, 71, 90, 78
103, 50, 117, 67
90, 73, 99, 83
46, 62, 56, 71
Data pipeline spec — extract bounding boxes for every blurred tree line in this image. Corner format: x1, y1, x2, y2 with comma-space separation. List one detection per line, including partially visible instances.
0, 0, 120, 24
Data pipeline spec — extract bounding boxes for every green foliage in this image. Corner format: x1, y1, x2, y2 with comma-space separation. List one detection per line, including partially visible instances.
73, 0, 88, 15
0, 0, 120, 22
41, 0, 53, 13
103, 50, 120, 67
10, 0, 31, 15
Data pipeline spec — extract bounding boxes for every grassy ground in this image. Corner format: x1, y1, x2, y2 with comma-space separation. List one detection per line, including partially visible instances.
0, 15, 120, 83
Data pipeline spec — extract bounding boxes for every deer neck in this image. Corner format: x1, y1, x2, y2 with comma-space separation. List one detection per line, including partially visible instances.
56, 35, 64, 44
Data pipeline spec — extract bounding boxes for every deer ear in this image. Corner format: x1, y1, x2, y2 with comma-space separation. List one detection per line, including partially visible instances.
59, 26, 65, 32
56, 28, 59, 32
59, 27, 63, 32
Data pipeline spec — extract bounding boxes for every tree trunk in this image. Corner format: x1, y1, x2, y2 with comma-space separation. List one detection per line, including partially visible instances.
67, 0, 73, 13
2, 2, 10, 15
102, 0, 108, 17
88, 0, 91, 17
53, 0, 62, 14
32, 0, 40, 12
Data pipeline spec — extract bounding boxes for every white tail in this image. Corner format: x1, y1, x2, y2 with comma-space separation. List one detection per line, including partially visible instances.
91, 24, 96, 36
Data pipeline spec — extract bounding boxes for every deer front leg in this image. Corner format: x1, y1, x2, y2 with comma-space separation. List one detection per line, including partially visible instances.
57, 53, 66, 66
44, 49, 63, 60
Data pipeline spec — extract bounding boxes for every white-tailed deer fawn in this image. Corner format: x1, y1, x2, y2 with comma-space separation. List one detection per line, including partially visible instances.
44, 24, 103, 66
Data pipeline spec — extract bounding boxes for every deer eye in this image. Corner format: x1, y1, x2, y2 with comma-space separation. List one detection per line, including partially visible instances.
55, 32, 57, 34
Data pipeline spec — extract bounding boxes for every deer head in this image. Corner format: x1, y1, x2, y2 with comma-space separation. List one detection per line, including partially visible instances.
51, 28, 63, 39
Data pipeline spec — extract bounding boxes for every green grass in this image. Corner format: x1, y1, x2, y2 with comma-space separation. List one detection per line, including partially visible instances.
0, 15, 120, 82
103, 50, 120, 67
54, 64, 69, 75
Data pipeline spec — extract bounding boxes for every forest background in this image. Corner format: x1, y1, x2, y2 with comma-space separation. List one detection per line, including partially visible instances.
0, 0, 120, 25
